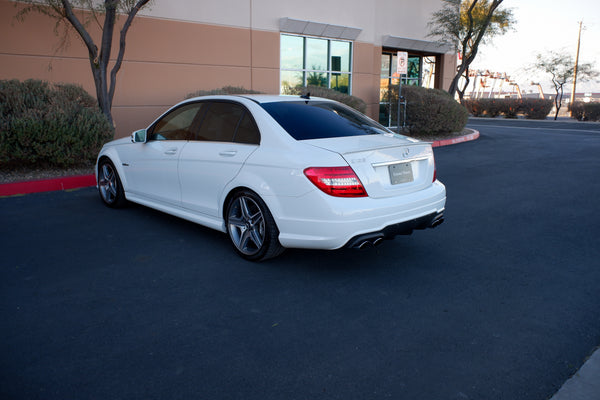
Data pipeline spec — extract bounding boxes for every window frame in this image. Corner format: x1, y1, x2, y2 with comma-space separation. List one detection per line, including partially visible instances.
280, 33, 353, 95
147, 100, 261, 145
147, 102, 206, 141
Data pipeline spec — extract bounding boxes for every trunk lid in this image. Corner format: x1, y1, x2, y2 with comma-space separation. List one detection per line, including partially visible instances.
304, 134, 435, 199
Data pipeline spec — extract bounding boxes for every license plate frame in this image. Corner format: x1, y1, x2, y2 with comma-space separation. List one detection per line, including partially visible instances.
388, 162, 414, 185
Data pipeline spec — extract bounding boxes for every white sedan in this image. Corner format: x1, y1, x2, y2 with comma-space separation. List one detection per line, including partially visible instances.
96, 95, 445, 261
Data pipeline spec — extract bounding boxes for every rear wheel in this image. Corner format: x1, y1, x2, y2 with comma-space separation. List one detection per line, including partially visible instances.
97, 159, 127, 208
226, 190, 284, 261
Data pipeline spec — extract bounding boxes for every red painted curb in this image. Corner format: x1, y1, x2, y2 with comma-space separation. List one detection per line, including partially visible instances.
432, 130, 480, 147
0, 174, 96, 197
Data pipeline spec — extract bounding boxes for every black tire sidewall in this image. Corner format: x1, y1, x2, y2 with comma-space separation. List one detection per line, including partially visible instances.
98, 159, 126, 208
226, 190, 282, 261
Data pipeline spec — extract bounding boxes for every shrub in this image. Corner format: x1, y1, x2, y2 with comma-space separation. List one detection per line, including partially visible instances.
288, 85, 367, 114
462, 98, 553, 120
462, 99, 484, 117
570, 101, 600, 121
396, 85, 468, 136
521, 99, 554, 119
502, 99, 521, 118
185, 85, 263, 98
0, 79, 113, 168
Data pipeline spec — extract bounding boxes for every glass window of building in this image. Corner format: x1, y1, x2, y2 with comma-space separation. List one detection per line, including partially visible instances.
280, 34, 352, 95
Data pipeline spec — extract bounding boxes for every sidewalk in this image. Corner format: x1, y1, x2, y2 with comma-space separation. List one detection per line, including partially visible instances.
550, 347, 600, 400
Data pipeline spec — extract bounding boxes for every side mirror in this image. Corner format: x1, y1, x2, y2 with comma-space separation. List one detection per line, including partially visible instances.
131, 129, 147, 143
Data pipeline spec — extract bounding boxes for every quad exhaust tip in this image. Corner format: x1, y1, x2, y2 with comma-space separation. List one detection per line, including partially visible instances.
356, 236, 385, 249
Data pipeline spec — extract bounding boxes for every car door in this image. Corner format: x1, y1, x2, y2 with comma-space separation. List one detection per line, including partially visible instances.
121, 102, 206, 206
179, 101, 260, 217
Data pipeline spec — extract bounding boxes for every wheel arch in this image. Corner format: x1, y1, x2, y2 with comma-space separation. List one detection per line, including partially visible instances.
96, 150, 128, 191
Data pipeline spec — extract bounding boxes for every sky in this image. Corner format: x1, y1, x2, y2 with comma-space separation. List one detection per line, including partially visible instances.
469, 0, 600, 95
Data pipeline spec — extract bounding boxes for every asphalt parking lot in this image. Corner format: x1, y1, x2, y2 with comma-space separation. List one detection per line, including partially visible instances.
1, 119, 599, 400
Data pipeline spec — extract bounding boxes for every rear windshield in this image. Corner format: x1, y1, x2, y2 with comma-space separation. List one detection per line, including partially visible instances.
260, 100, 391, 140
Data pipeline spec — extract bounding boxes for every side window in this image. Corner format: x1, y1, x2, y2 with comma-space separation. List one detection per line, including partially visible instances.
149, 102, 205, 141
197, 102, 253, 143
234, 112, 260, 145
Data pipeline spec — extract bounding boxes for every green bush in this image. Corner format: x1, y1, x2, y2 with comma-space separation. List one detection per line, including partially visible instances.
185, 85, 263, 98
570, 101, 600, 121
288, 85, 367, 114
502, 99, 521, 118
389, 85, 468, 136
462, 98, 553, 119
0, 79, 113, 168
521, 99, 554, 119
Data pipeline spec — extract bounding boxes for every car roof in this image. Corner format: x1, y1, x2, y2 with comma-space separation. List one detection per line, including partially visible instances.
184, 94, 335, 105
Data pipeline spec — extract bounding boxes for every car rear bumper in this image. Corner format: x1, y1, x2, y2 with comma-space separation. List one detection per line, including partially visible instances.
344, 209, 444, 249
270, 180, 446, 250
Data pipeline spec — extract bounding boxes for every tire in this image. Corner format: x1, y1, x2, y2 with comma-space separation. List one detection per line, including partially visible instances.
225, 190, 284, 261
97, 158, 127, 208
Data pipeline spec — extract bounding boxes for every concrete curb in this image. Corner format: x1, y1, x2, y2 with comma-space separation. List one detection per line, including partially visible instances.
550, 347, 600, 400
0, 174, 96, 197
432, 128, 480, 147
0, 130, 481, 197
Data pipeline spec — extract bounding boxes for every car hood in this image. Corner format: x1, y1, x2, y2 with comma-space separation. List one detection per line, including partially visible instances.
104, 137, 132, 147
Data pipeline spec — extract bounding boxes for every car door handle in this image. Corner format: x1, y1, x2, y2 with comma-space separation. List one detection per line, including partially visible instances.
219, 150, 237, 157
164, 148, 178, 155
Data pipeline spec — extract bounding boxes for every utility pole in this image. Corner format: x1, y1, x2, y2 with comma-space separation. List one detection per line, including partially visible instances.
569, 21, 583, 115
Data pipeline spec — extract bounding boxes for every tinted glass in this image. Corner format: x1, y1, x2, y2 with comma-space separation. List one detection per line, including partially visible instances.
197, 102, 244, 142
234, 112, 260, 145
149, 103, 204, 141
260, 101, 390, 140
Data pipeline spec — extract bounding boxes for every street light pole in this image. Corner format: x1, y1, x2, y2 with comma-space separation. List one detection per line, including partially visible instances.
569, 21, 583, 115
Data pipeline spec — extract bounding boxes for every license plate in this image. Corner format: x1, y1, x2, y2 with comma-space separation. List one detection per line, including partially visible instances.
389, 162, 413, 185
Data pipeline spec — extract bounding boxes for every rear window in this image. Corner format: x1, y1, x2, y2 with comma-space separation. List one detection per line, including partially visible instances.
260, 101, 391, 140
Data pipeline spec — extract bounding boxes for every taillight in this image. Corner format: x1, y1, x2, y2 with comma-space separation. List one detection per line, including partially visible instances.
432, 154, 437, 182
303, 166, 367, 197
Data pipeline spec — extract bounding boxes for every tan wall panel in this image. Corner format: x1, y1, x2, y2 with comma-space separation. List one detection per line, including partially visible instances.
124, 18, 251, 66
353, 42, 378, 75
251, 30, 279, 69
352, 42, 381, 120
0, 0, 92, 58
113, 62, 252, 106
0, 54, 96, 94
251, 68, 280, 94
440, 53, 458, 92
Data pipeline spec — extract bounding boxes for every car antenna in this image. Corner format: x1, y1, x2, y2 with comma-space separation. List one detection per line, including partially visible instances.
300, 92, 310, 100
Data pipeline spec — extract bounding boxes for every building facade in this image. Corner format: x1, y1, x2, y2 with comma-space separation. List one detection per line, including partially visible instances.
0, 0, 456, 138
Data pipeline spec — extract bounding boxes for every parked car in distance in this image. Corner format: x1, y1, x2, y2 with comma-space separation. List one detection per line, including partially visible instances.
96, 94, 445, 261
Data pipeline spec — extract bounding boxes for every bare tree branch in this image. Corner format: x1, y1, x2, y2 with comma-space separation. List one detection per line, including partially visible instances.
15, 0, 153, 129
109, 0, 151, 106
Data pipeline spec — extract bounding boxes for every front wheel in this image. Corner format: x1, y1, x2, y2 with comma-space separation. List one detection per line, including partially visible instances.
226, 191, 284, 261
97, 159, 127, 208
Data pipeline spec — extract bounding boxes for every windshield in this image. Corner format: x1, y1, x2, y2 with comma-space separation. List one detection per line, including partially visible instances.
260, 100, 391, 140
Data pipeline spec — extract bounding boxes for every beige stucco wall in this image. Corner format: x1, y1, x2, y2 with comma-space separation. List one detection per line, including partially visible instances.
0, 0, 454, 138
141, 0, 443, 44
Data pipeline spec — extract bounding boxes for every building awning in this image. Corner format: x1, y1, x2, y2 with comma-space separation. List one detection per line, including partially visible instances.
280, 17, 362, 41
383, 35, 453, 54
